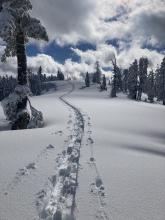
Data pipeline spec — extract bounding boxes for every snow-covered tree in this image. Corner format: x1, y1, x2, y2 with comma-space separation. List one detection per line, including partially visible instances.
137, 57, 148, 101
57, 69, 65, 81
122, 69, 129, 93
110, 56, 121, 97
96, 61, 101, 84
0, 75, 16, 100
147, 70, 155, 103
100, 74, 107, 91
128, 60, 138, 100
155, 66, 162, 100
155, 58, 165, 105
85, 72, 90, 87
93, 61, 101, 84
159, 57, 165, 105
0, 0, 48, 129
38, 66, 44, 82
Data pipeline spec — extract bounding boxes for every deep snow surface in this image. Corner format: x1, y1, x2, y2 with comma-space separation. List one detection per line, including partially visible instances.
0, 81, 165, 220
68, 83, 165, 220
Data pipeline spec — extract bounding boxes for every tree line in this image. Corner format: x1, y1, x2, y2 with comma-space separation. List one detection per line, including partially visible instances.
84, 57, 165, 105
0, 66, 65, 101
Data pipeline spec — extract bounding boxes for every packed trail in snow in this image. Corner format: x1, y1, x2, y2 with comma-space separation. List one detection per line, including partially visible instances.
36, 82, 110, 220
36, 82, 85, 219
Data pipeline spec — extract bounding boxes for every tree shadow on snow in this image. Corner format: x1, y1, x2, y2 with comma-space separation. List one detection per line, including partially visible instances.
121, 144, 165, 158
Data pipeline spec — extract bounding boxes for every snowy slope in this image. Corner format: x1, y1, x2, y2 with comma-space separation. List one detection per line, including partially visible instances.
0, 81, 165, 220
67, 82, 165, 220
0, 82, 72, 220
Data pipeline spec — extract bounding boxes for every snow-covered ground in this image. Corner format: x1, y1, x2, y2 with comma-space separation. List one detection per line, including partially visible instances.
0, 81, 165, 220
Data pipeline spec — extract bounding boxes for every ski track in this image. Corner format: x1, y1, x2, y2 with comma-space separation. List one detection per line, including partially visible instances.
36, 82, 85, 220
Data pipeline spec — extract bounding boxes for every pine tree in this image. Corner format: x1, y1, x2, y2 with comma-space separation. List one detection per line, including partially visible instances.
147, 70, 155, 103
155, 66, 162, 101
36, 68, 42, 95
128, 60, 138, 100
93, 61, 101, 84
116, 67, 122, 92
122, 69, 129, 93
100, 74, 107, 91
137, 57, 148, 100
160, 57, 165, 105
0, 75, 16, 100
85, 72, 90, 87
110, 56, 118, 98
57, 69, 65, 80
38, 66, 44, 82
0, 0, 48, 129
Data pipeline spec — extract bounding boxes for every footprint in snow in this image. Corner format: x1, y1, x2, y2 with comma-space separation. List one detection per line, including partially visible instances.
51, 131, 63, 136
26, 162, 36, 170
46, 144, 55, 150
4, 162, 36, 195
87, 137, 94, 144
90, 177, 105, 197
90, 157, 95, 162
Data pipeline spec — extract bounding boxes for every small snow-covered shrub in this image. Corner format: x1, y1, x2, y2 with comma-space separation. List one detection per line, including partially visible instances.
27, 105, 44, 129
141, 93, 148, 102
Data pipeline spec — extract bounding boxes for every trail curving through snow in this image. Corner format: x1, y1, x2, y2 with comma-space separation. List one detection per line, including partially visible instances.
36, 82, 84, 220
36, 81, 111, 220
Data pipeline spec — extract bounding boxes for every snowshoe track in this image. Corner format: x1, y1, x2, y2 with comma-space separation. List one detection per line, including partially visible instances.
36, 83, 84, 220
86, 115, 111, 220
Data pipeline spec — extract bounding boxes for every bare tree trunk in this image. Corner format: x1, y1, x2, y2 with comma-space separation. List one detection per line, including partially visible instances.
12, 30, 30, 130
16, 30, 27, 85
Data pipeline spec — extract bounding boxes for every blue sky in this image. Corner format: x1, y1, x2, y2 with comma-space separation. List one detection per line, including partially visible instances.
26, 42, 96, 64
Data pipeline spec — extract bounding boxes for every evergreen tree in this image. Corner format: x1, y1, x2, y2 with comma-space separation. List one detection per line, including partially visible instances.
93, 61, 101, 84
155, 66, 162, 101
137, 57, 148, 100
85, 72, 90, 87
155, 59, 165, 105
96, 61, 101, 84
122, 69, 129, 93
160, 57, 165, 105
128, 59, 138, 100
116, 67, 122, 92
0, 75, 17, 100
100, 74, 107, 91
29, 69, 42, 96
36, 67, 42, 95
57, 69, 65, 80
0, 0, 48, 129
110, 56, 119, 97
147, 70, 155, 103
38, 66, 44, 82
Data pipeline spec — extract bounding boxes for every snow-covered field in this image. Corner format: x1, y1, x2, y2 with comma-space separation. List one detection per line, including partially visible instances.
0, 81, 165, 220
